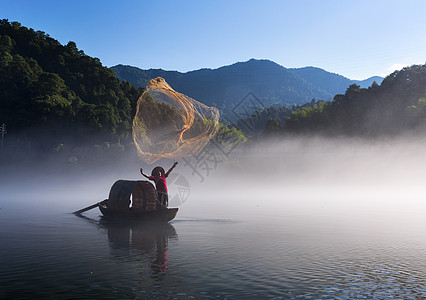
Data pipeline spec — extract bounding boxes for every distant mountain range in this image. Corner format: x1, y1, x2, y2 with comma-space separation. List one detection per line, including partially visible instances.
111, 59, 383, 109
289, 66, 383, 98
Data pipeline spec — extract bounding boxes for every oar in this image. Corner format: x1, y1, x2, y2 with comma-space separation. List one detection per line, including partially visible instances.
73, 203, 99, 215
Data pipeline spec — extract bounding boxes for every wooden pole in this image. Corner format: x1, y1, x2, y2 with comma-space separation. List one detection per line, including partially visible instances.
73, 203, 99, 215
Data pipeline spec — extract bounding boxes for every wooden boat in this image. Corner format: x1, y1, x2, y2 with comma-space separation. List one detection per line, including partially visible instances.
73, 180, 178, 222
98, 199, 178, 222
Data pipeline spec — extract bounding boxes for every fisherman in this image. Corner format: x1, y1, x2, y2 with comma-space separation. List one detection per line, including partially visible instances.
140, 162, 178, 209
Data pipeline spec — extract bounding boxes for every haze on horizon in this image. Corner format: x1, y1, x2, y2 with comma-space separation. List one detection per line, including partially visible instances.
3, 0, 426, 80
2, 134, 426, 223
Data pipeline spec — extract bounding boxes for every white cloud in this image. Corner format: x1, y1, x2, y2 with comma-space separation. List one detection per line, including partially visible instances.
376, 63, 407, 77
380, 61, 426, 77
388, 63, 409, 72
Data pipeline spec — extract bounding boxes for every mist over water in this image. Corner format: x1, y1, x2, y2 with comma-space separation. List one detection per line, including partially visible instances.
2, 135, 426, 217
182, 136, 426, 219
2, 136, 426, 299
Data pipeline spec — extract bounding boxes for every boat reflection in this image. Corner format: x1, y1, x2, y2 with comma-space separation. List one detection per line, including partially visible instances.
76, 214, 177, 281
101, 218, 177, 281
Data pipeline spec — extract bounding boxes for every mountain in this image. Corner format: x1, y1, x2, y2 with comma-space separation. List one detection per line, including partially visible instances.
289, 67, 382, 97
111, 59, 383, 109
355, 76, 383, 88
112, 59, 330, 108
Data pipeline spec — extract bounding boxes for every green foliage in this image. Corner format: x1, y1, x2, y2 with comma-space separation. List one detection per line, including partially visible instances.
264, 120, 284, 135
216, 123, 247, 144
0, 19, 143, 152
281, 64, 426, 136
284, 100, 328, 133
234, 99, 327, 136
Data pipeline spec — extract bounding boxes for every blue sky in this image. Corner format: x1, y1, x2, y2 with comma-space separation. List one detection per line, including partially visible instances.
3, 0, 426, 80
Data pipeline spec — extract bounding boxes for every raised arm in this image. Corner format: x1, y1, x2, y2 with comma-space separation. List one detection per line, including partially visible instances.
165, 162, 178, 177
140, 168, 151, 179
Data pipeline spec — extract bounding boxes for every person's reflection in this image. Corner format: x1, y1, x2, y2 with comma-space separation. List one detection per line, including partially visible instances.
131, 226, 170, 280
101, 218, 177, 281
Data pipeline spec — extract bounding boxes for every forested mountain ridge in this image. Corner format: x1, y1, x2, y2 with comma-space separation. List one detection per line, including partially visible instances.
112, 60, 328, 109
289, 66, 382, 97
0, 19, 142, 152
278, 64, 426, 136
111, 59, 383, 109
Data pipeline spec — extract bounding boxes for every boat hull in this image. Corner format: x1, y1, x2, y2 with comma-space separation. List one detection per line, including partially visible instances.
98, 200, 178, 222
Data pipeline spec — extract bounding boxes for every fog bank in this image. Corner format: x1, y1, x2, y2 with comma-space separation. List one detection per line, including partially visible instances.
183, 136, 426, 219
2, 136, 426, 222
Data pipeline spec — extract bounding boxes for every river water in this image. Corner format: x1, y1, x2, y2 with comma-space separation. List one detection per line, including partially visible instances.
2, 139, 426, 299
1, 192, 426, 299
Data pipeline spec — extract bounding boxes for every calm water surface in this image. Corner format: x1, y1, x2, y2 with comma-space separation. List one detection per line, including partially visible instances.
1, 197, 426, 300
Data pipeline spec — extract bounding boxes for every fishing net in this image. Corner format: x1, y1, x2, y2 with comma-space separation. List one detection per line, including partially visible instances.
133, 77, 220, 164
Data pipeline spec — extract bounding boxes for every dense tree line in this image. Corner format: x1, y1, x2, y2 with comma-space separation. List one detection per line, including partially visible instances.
264, 64, 426, 137
235, 100, 326, 136
0, 19, 142, 154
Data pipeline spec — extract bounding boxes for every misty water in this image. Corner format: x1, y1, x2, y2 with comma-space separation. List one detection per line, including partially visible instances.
2, 138, 426, 299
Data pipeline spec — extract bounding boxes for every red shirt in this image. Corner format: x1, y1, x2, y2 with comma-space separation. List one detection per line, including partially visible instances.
149, 175, 168, 193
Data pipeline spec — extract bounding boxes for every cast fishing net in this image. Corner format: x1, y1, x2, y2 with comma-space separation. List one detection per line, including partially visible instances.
133, 77, 220, 164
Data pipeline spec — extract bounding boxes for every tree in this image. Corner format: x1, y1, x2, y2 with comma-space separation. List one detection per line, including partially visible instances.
264, 119, 283, 134
0, 19, 143, 151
